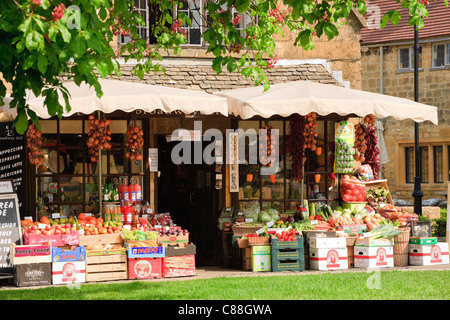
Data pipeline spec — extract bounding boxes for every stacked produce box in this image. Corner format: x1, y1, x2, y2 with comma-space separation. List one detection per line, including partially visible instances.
10, 244, 53, 287
409, 237, 450, 266
13, 211, 195, 287
271, 233, 305, 272
309, 236, 348, 270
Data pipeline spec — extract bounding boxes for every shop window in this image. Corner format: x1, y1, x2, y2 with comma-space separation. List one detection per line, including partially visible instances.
237, 119, 337, 215
404, 146, 429, 183
403, 144, 450, 184
179, 0, 203, 45
119, 0, 149, 44
398, 46, 422, 70
432, 44, 446, 67
32, 118, 146, 218
433, 146, 443, 183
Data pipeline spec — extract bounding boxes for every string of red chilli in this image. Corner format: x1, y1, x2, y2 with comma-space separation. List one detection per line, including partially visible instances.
363, 124, 381, 179
289, 114, 305, 181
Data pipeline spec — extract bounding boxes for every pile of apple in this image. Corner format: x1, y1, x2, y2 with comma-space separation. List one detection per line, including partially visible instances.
25, 223, 79, 236
82, 220, 124, 235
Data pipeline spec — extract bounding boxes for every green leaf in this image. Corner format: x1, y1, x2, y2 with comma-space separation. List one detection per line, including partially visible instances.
324, 23, 338, 40
37, 55, 48, 74
226, 58, 237, 73
23, 53, 37, 70
236, 0, 250, 13
25, 31, 39, 50
48, 24, 58, 41
19, 17, 32, 34
59, 25, 72, 43
96, 61, 109, 78
13, 108, 29, 135
212, 56, 223, 74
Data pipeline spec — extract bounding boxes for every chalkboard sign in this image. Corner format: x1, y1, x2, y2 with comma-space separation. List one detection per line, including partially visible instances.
0, 193, 23, 274
0, 122, 26, 218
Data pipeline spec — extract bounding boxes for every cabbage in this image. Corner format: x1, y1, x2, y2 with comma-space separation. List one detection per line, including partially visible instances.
266, 208, 280, 221
243, 204, 260, 221
258, 211, 272, 223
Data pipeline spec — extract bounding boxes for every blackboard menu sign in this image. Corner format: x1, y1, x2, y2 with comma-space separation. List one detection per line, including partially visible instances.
0, 122, 26, 218
0, 194, 22, 274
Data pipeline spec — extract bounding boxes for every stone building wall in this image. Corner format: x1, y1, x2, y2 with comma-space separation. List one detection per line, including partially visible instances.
361, 40, 450, 202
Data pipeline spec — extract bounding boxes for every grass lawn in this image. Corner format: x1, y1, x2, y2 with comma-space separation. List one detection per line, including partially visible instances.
0, 269, 448, 300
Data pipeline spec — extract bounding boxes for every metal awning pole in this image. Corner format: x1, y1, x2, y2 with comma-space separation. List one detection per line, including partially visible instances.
412, 25, 423, 215
98, 111, 102, 217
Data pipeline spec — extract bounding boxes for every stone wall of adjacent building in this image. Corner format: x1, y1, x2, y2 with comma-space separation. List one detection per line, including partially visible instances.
361, 40, 450, 202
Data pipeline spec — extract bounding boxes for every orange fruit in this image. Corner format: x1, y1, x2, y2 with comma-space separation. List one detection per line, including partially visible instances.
40, 216, 49, 224
78, 213, 86, 220
97, 217, 104, 225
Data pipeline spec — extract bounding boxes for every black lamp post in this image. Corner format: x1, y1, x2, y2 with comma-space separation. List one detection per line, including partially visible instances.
412, 25, 423, 215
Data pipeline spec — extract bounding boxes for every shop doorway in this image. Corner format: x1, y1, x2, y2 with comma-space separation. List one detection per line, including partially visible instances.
156, 134, 222, 267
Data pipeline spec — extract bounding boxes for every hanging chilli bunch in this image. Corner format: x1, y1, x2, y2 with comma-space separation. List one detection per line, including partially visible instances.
26, 123, 44, 166
259, 122, 276, 167
289, 114, 305, 181
361, 114, 381, 179
86, 114, 112, 163
125, 121, 144, 162
303, 112, 318, 152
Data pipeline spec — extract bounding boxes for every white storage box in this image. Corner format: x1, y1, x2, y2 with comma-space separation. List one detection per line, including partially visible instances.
52, 261, 86, 285
309, 248, 348, 270
409, 242, 449, 266
309, 237, 346, 249
354, 246, 394, 268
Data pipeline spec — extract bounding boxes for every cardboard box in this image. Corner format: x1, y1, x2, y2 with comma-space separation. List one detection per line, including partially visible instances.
242, 257, 252, 271
354, 246, 394, 268
52, 261, 86, 285
14, 263, 52, 287
236, 237, 249, 248
251, 245, 271, 272
342, 224, 367, 235
158, 233, 189, 247
302, 230, 336, 245
85, 246, 127, 256
309, 237, 346, 249
355, 237, 394, 247
52, 246, 85, 262
128, 257, 162, 279
23, 231, 80, 247
409, 237, 438, 246
10, 244, 52, 265
309, 248, 348, 270
162, 254, 196, 278
409, 242, 450, 266
127, 246, 165, 258
164, 244, 196, 257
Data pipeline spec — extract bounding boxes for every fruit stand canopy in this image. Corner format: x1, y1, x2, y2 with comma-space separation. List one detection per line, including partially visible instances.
2, 79, 229, 119
214, 81, 439, 125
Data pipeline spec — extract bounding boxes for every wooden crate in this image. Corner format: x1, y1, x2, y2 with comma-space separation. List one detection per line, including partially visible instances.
79, 234, 123, 248
364, 179, 393, 204
85, 253, 128, 282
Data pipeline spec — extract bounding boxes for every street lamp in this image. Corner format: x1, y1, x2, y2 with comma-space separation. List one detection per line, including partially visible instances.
412, 25, 423, 215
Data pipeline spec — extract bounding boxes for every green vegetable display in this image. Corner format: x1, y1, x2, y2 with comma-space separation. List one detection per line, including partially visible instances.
122, 230, 158, 241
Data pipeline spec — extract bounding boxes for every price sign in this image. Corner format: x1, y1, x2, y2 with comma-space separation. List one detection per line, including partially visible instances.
0, 194, 22, 274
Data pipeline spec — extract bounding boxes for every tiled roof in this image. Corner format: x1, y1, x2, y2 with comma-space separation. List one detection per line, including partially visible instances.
114, 61, 340, 93
361, 0, 450, 45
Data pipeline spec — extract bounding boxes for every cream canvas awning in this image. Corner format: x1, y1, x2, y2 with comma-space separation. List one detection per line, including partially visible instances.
3, 79, 229, 119
214, 81, 438, 125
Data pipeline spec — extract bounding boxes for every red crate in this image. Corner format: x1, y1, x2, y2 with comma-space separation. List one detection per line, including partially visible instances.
162, 254, 196, 278
128, 257, 162, 280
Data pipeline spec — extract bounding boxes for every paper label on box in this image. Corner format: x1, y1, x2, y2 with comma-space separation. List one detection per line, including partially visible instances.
326, 249, 341, 268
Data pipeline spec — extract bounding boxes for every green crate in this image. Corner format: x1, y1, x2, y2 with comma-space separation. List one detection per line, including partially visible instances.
272, 248, 303, 261
409, 237, 438, 245
271, 236, 304, 250
271, 258, 305, 272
